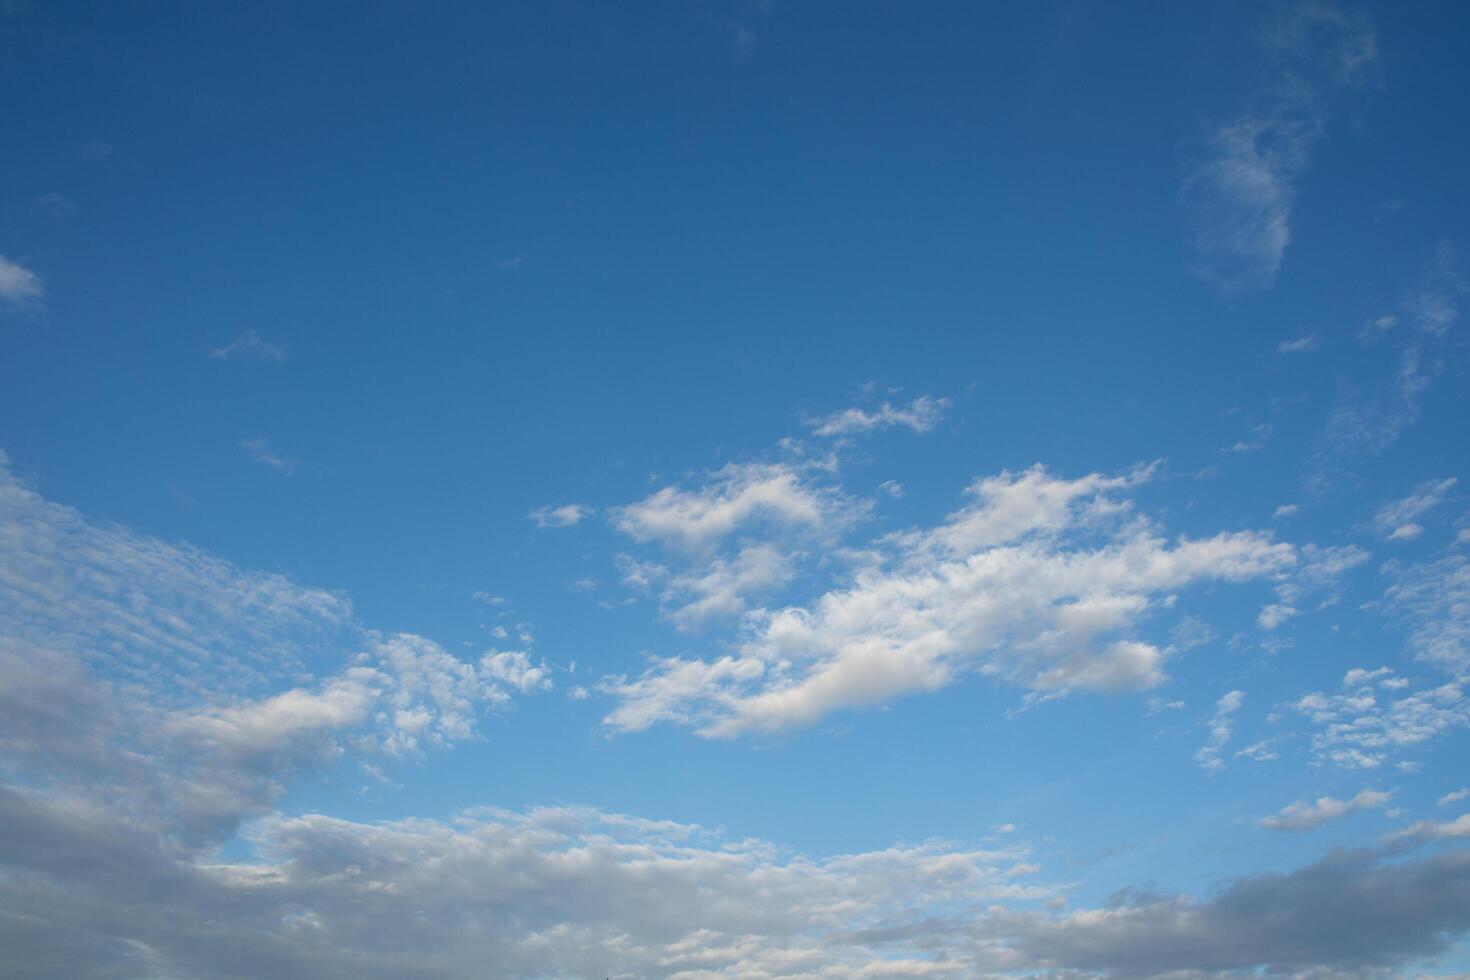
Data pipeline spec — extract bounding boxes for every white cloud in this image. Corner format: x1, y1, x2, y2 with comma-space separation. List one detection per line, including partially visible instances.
0, 255, 43, 305
1195, 690, 1246, 773
1373, 477, 1457, 539
1257, 603, 1297, 630
1225, 422, 1272, 453
1384, 812, 1470, 845
809, 396, 950, 439
612, 462, 855, 551
1439, 789, 1470, 807
604, 466, 1296, 737
1181, 5, 1376, 292
528, 503, 591, 528
1381, 553, 1470, 672
1292, 677, 1470, 769
1277, 335, 1319, 353
1273, 504, 1299, 519
628, 543, 796, 629
1258, 788, 1392, 831
210, 330, 286, 362
240, 437, 299, 475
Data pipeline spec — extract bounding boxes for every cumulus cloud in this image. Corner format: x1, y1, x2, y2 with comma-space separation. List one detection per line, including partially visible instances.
1181, 4, 1376, 291
604, 466, 1297, 737
0, 254, 43, 305
1259, 788, 1393, 831
808, 395, 950, 438
612, 462, 855, 551
528, 503, 592, 528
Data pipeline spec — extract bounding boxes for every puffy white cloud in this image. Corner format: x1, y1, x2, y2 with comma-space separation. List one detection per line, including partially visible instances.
612, 462, 855, 551
0, 254, 43, 304
1440, 789, 1470, 808
605, 466, 1296, 737
1257, 603, 1297, 630
1259, 788, 1393, 831
1385, 813, 1470, 845
809, 395, 950, 438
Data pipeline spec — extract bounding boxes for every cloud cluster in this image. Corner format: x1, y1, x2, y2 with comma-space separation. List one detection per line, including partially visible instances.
605, 465, 1297, 737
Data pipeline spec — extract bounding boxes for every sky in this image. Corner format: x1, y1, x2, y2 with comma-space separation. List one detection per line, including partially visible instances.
2, 1, 1470, 977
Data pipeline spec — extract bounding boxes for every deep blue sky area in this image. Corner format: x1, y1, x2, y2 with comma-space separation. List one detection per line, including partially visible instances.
3, 3, 1470, 978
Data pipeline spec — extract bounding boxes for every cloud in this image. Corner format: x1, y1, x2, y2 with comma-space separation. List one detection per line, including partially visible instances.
1257, 603, 1297, 630
1195, 690, 1246, 773
1385, 813, 1470, 845
528, 503, 592, 528
1224, 422, 1273, 453
604, 465, 1297, 737
1181, 4, 1376, 292
1441, 789, 1470, 808
1381, 553, 1470, 672
612, 462, 856, 551
989, 847, 1470, 977
1373, 477, 1458, 539
808, 396, 950, 439
622, 544, 796, 629
240, 437, 299, 475
1273, 503, 1299, 518
1277, 334, 1320, 353
0, 255, 43, 305
210, 330, 287, 362
1292, 674, 1470, 769
1259, 788, 1393, 831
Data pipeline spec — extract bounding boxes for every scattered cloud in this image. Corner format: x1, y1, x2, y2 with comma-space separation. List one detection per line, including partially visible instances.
210, 330, 287, 362
1373, 477, 1457, 540
605, 465, 1297, 737
0, 255, 43, 305
1273, 503, 1299, 519
1277, 334, 1319, 353
1181, 5, 1376, 291
1440, 789, 1470, 808
1195, 690, 1246, 772
808, 395, 950, 439
33, 192, 76, 218
612, 462, 855, 551
240, 438, 299, 475
528, 503, 592, 529
1258, 788, 1392, 831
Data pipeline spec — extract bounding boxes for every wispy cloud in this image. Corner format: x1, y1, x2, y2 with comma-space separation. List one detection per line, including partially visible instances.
528, 503, 592, 528
240, 437, 299, 475
1259, 788, 1392, 831
1195, 690, 1247, 772
807, 395, 950, 439
1372, 477, 1457, 541
1277, 334, 1319, 353
1182, 4, 1376, 292
210, 330, 287, 362
0, 255, 43, 305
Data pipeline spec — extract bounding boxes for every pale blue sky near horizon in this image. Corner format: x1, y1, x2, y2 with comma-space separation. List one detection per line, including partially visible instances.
2, 3, 1470, 978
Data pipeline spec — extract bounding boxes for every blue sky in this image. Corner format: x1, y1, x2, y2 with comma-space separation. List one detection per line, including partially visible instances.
3, 2, 1470, 977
